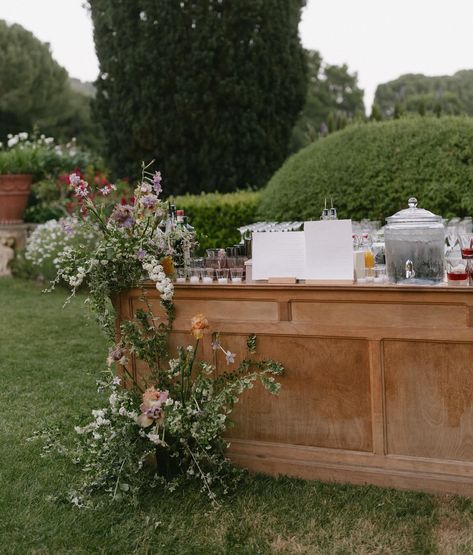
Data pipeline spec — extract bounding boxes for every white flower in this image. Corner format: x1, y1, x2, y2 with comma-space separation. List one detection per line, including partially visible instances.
7, 136, 18, 148
147, 433, 162, 445
18, 132, 28, 140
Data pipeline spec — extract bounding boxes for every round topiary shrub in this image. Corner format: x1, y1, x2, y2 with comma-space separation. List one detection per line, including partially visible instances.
258, 116, 473, 222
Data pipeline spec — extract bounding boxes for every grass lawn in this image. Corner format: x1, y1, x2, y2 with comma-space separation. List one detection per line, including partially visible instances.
2, 278, 473, 554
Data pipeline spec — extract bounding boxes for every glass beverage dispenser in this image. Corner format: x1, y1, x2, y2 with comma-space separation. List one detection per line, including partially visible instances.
384, 197, 445, 284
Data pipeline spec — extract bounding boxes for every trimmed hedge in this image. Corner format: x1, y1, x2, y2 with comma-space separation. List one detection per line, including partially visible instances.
172, 190, 261, 252
259, 116, 473, 222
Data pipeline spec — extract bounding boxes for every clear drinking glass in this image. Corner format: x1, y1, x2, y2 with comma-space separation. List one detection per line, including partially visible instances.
202, 268, 214, 284
446, 256, 468, 286
459, 234, 473, 258
175, 267, 188, 283
230, 268, 244, 283
215, 268, 229, 283
373, 265, 387, 283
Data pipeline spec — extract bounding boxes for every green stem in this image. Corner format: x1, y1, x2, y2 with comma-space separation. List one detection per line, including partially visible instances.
185, 339, 199, 399
119, 363, 144, 394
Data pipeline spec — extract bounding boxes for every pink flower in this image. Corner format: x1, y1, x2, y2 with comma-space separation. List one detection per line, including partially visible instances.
137, 387, 169, 427
69, 173, 81, 186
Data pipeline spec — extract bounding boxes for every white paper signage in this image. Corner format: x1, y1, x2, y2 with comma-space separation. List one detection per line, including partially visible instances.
304, 220, 354, 281
251, 220, 354, 282
252, 231, 305, 280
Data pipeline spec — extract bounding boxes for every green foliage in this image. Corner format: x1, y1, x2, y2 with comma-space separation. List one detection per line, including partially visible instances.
0, 20, 102, 149
290, 50, 365, 152
374, 70, 473, 118
88, 0, 307, 193
259, 116, 473, 222
172, 190, 261, 252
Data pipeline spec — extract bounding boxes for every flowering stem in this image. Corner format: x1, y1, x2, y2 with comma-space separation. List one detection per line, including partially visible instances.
185, 339, 199, 399
119, 363, 144, 394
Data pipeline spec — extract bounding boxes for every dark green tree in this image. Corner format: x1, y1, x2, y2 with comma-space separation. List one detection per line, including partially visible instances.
88, 0, 307, 193
289, 50, 365, 152
0, 20, 101, 148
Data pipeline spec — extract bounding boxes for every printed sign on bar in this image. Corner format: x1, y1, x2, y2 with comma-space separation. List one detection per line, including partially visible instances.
252, 231, 305, 281
304, 220, 354, 282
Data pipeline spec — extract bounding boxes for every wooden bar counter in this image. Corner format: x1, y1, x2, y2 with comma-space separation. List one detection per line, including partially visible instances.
116, 282, 473, 496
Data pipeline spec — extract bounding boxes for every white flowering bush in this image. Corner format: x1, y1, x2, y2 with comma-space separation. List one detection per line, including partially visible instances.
25, 218, 99, 282
0, 132, 57, 174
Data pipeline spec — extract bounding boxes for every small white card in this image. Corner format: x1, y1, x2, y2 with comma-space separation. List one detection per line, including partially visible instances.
252, 231, 306, 280
304, 220, 354, 281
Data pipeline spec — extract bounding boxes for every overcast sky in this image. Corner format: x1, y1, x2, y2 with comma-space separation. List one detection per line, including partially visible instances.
1, 0, 473, 111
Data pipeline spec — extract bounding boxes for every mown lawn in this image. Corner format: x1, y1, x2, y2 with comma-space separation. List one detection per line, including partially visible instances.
1, 278, 473, 554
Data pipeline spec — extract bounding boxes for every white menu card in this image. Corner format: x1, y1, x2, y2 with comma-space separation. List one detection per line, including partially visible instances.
252, 231, 305, 280
304, 220, 353, 281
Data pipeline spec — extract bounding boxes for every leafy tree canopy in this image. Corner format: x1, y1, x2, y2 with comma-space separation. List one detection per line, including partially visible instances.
0, 20, 101, 149
88, 0, 307, 194
374, 70, 473, 118
290, 50, 365, 153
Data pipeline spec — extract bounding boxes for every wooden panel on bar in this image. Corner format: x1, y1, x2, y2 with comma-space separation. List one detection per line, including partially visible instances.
384, 339, 473, 461
291, 301, 467, 329
116, 282, 473, 497
219, 334, 372, 451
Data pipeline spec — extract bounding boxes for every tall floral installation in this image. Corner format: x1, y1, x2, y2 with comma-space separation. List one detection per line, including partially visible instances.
35, 162, 284, 507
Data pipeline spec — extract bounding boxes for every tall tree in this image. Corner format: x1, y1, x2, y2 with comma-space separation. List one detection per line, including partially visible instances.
289, 50, 364, 152
374, 71, 473, 118
88, 0, 307, 193
0, 20, 101, 148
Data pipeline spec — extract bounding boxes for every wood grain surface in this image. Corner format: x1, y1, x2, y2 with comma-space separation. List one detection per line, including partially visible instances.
116, 282, 473, 496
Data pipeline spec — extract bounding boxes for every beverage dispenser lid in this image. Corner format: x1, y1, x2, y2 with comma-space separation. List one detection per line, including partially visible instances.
386, 197, 442, 225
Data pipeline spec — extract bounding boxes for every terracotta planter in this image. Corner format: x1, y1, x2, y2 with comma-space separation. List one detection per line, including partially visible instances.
0, 174, 33, 223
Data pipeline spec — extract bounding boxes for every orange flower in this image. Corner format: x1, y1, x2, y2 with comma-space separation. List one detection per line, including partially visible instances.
142, 387, 163, 404
160, 256, 175, 277
190, 313, 209, 339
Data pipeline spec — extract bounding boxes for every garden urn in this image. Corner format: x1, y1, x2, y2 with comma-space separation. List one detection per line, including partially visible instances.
0, 174, 33, 223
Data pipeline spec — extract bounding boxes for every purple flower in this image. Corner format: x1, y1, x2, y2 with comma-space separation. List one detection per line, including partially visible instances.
152, 171, 162, 196
110, 204, 135, 228
141, 194, 158, 209
225, 350, 236, 365
211, 339, 220, 351
112, 376, 121, 385
60, 221, 74, 235
136, 248, 147, 260
107, 346, 125, 366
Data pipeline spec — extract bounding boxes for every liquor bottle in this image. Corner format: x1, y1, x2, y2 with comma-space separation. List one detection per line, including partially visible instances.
165, 204, 177, 233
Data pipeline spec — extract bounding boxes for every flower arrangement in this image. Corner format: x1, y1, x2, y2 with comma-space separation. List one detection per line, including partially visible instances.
49, 161, 195, 333
39, 316, 283, 506
36, 163, 284, 506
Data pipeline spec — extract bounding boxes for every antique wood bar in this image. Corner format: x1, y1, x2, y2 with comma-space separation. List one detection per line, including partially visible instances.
116, 282, 473, 496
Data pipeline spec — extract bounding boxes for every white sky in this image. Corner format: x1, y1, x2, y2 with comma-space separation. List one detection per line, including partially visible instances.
1, 0, 473, 112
